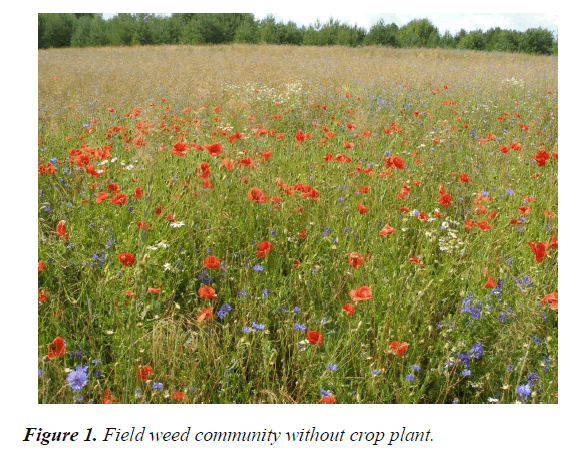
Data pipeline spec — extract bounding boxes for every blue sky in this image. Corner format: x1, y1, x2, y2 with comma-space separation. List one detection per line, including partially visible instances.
100, 13, 558, 36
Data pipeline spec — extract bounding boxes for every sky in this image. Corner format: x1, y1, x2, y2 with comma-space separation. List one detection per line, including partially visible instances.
100, 12, 558, 36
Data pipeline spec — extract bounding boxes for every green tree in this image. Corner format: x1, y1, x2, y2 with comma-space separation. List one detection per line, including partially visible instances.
457, 30, 486, 51
234, 16, 261, 44
107, 13, 137, 46
397, 18, 440, 48
39, 13, 76, 48
519, 27, 555, 55
365, 18, 399, 47
439, 30, 455, 49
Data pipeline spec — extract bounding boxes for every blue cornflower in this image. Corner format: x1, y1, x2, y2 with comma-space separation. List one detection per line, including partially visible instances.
527, 371, 539, 386
38, 369, 44, 377
471, 342, 484, 359
293, 306, 301, 314
322, 228, 331, 236
67, 366, 89, 391
462, 369, 471, 376
371, 370, 380, 376
252, 322, 265, 331
410, 365, 421, 372
542, 357, 550, 373
217, 303, 231, 319
238, 290, 247, 298
327, 363, 337, 371
152, 382, 163, 390
506, 189, 514, 195
532, 334, 542, 345
242, 327, 251, 333
294, 323, 307, 331
320, 389, 332, 398
459, 352, 472, 368
406, 374, 415, 381
507, 365, 514, 373
253, 264, 263, 272
516, 384, 532, 401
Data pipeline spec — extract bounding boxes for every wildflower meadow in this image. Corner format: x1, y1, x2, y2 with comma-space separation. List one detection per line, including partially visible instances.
38, 44, 558, 404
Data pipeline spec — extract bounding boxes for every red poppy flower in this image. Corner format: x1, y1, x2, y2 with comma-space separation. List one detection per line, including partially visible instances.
205, 142, 223, 157
518, 206, 531, 216
510, 142, 522, 151
147, 287, 161, 294
533, 149, 550, 167
198, 286, 216, 300
170, 141, 189, 156
541, 292, 558, 310
137, 221, 151, 230
101, 388, 115, 404
409, 255, 424, 265
107, 182, 120, 193
257, 241, 274, 258
247, 187, 267, 203
548, 235, 558, 249
397, 183, 411, 200
344, 140, 354, 149
110, 193, 128, 205
488, 211, 498, 219
204, 256, 220, 269
475, 206, 487, 215
38, 260, 46, 273
293, 259, 300, 269
499, 145, 510, 154
458, 173, 470, 183
96, 192, 109, 203
389, 341, 408, 357
173, 391, 186, 401
438, 192, 452, 207
477, 221, 492, 231
47, 336, 66, 360
117, 253, 135, 267
379, 224, 395, 236
56, 220, 67, 237
342, 303, 354, 315
482, 276, 497, 288
197, 307, 217, 322
319, 394, 336, 403
356, 203, 368, 214
347, 252, 364, 269
307, 331, 324, 347
38, 289, 47, 303
350, 286, 374, 301
359, 186, 371, 194
527, 241, 548, 262
299, 230, 306, 239
137, 366, 154, 381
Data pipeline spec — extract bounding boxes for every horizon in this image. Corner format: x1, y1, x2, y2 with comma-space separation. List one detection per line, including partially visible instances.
98, 13, 558, 37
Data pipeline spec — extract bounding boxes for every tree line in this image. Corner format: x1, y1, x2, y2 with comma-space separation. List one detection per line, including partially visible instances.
38, 13, 557, 55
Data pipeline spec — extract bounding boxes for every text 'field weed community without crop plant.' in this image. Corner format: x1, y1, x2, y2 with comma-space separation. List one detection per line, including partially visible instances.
38, 44, 557, 404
